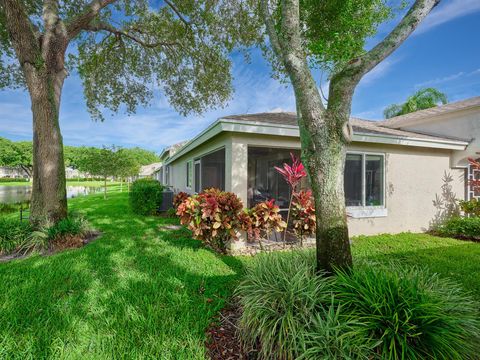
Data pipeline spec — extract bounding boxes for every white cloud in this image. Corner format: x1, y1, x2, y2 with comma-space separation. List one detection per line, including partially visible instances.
415, 0, 480, 35
415, 68, 480, 88
359, 57, 401, 86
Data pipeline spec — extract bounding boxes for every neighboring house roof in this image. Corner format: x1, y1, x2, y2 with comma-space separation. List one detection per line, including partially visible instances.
139, 162, 163, 176
166, 112, 469, 164
381, 96, 480, 128
159, 141, 189, 161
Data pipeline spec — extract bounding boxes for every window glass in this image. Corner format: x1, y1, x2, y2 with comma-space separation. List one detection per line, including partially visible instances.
247, 147, 305, 208
344, 154, 363, 206
186, 161, 193, 188
194, 161, 201, 193
201, 148, 225, 191
365, 155, 384, 206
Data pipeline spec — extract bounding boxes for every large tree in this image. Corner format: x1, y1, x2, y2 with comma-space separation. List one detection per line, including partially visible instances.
260, 0, 440, 272
0, 0, 259, 225
384, 87, 448, 118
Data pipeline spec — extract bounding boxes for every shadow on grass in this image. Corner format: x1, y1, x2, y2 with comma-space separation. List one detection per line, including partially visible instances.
0, 192, 247, 359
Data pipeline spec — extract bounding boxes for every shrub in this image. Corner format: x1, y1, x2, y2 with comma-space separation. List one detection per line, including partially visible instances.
291, 190, 316, 245
436, 216, 480, 240
459, 198, 480, 217
236, 251, 332, 359
334, 263, 480, 360
0, 218, 32, 255
129, 179, 164, 215
177, 188, 244, 252
173, 191, 189, 210
235, 252, 480, 360
0, 177, 29, 183
0, 201, 30, 214
46, 215, 92, 240
240, 199, 286, 249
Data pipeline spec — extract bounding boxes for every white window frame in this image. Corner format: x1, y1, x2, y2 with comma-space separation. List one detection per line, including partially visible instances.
346, 151, 387, 218
186, 160, 193, 189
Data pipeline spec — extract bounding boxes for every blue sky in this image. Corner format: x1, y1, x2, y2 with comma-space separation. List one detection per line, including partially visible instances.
1, 0, 479, 153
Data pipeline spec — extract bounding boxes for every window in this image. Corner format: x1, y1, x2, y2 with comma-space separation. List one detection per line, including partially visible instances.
201, 148, 225, 190
345, 153, 384, 207
165, 165, 170, 185
186, 161, 193, 188
247, 147, 307, 208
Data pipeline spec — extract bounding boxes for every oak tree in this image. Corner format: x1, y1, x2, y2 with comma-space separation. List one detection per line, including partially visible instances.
260, 0, 440, 272
0, 0, 259, 224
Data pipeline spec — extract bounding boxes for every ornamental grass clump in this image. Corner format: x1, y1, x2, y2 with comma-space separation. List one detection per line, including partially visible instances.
240, 199, 286, 250
236, 251, 332, 359
236, 253, 480, 360
334, 263, 480, 360
176, 188, 244, 252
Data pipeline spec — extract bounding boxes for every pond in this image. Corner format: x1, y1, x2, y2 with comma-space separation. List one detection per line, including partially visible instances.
0, 185, 105, 204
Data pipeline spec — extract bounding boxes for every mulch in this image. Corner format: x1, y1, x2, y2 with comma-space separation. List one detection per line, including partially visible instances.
0, 231, 101, 262
205, 303, 259, 360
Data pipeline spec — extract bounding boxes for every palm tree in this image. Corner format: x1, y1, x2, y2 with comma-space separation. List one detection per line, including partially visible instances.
384, 88, 448, 119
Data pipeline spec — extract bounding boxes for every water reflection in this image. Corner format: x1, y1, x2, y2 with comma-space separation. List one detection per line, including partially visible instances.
0, 185, 105, 204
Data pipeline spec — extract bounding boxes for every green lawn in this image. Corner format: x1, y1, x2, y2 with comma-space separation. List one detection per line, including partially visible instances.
0, 180, 121, 187
0, 191, 479, 359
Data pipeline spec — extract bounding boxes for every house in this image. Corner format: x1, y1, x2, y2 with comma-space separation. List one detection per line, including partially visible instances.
0, 166, 29, 179
155, 141, 188, 184
138, 162, 163, 179
162, 97, 480, 236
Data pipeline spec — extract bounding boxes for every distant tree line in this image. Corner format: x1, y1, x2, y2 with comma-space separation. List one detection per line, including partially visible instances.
0, 138, 159, 190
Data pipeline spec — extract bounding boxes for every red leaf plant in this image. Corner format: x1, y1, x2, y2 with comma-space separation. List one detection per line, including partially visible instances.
240, 199, 287, 250
274, 153, 307, 244
291, 189, 316, 247
274, 153, 307, 190
173, 191, 190, 210
176, 188, 244, 253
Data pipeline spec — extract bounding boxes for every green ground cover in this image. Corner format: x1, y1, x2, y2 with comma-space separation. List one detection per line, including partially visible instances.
0, 190, 478, 358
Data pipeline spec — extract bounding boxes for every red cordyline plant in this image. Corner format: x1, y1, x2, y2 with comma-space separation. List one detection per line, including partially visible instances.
240, 199, 287, 250
291, 190, 316, 247
176, 188, 244, 253
274, 153, 307, 244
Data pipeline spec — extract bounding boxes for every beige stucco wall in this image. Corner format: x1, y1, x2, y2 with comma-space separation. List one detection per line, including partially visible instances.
397, 107, 480, 167
168, 130, 465, 236
231, 133, 465, 236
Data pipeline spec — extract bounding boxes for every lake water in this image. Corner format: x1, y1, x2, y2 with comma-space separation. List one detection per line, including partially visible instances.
0, 185, 104, 204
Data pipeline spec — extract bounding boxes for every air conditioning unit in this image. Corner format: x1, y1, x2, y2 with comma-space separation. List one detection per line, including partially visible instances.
159, 189, 174, 212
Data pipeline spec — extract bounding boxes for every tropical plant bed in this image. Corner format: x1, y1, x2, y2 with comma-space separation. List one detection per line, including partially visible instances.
0, 230, 101, 263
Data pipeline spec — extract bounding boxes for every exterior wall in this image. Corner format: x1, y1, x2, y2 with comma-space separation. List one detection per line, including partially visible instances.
168, 133, 232, 194
231, 133, 464, 236
396, 107, 480, 167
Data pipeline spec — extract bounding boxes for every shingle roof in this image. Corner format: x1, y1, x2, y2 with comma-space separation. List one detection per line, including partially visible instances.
222, 112, 468, 143
381, 96, 480, 128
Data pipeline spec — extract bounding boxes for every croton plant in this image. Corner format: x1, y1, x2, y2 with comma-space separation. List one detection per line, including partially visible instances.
176, 188, 244, 253
291, 189, 316, 246
241, 199, 287, 249
173, 192, 190, 210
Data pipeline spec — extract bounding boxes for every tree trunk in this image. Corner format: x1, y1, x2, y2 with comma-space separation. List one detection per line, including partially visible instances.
299, 111, 352, 273
28, 70, 68, 225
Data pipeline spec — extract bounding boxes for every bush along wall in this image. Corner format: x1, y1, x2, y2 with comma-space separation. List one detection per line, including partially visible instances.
436, 216, 480, 241
129, 179, 164, 215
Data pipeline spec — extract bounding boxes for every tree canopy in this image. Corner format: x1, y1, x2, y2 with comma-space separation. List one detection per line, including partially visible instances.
384, 88, 448, 118
0, 0, 262, 120
0, 137, 33, 177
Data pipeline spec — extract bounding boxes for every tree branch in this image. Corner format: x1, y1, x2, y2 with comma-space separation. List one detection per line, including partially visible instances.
66, 0, 117, 40
358, 0, 440, 75
86, 22, 179, 48
260, 0, 283, 57
164, 0, 190, 28
0, 0, 40, 66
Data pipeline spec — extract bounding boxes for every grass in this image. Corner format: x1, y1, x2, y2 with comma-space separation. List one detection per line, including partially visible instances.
0, 191, 479, 358
0, 180, 121, 187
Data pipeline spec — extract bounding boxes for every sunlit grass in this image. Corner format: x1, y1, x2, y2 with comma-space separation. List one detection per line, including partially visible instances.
0, 190, 479, 358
